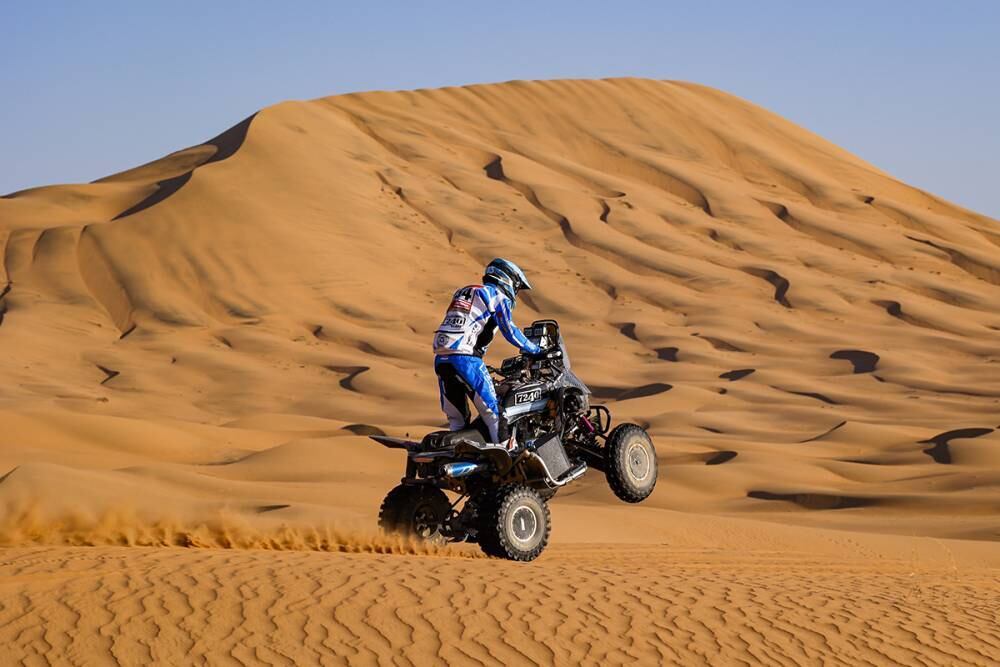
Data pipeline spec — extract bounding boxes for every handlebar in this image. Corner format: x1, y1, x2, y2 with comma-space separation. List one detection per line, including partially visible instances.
489, 347, 564, 381
526, 347, 562, 361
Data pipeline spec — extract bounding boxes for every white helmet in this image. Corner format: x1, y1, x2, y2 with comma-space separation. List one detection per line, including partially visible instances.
483, 258, 532, 300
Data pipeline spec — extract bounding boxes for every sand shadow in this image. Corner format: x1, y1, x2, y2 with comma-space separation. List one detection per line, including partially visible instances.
799, 420, 847, 443
705, 451, 737, 465
742, 267, 792, 308
342, 424, 386, 436
590, 383, 672, 401
830, 350, 879, 374
919, 427, 994, 464
747, 490, 878, 510
113, 113, 258, 220
325, 366, 370, 392
655, 347, 679, 362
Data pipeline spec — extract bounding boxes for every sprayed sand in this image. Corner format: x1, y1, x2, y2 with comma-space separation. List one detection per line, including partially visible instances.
2, 78, 999, 664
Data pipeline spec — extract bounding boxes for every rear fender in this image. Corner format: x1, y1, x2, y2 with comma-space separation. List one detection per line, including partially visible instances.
369, 435, 420, 451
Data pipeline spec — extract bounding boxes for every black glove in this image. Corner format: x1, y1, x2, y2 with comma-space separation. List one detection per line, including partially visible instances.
528, 347, 560, 360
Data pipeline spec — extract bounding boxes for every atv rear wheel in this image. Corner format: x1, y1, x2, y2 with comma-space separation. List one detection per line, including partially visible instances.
378, 484, 450, 539
605, 423, 658, 503
477, 485, 550, 561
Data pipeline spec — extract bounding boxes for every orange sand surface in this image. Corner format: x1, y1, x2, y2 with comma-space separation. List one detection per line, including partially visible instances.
2, 78, 999, 664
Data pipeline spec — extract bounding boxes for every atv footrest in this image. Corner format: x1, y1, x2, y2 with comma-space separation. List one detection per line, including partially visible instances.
555, 462, 587, 486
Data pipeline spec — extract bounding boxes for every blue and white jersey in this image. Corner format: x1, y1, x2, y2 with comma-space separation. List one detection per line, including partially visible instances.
433, 284, 542, 358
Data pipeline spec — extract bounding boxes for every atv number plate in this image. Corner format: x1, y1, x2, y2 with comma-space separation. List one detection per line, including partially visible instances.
515, 389, 543, 405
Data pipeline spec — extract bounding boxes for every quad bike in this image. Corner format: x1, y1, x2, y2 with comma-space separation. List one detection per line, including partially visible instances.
371, 320, 658, 561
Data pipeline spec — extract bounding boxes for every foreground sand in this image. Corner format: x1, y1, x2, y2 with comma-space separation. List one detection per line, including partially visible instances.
2, 78, 999, 663
4, 544, 999, 665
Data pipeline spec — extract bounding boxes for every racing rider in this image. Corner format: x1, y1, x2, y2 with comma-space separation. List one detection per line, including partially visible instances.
432, 258, 543, 450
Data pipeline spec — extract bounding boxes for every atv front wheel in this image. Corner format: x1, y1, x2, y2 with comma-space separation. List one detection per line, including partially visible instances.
378, 484, 450, 539
477, 485, 550, 561
605, 423, 658, 503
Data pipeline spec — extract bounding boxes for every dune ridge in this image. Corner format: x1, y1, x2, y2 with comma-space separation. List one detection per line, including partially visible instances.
2, 77, 999, 663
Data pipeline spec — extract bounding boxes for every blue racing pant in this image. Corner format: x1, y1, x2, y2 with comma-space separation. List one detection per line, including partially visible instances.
434, 354, 502, 442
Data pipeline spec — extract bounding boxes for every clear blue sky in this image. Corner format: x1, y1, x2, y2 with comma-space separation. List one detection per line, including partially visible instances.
3, 1, 998, 217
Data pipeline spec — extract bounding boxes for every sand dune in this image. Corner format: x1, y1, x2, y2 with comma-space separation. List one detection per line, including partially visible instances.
2, 78, 999, 663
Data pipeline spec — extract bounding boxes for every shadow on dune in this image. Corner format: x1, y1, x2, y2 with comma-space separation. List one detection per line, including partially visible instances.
655, 346, 678, 361
747, 491, 879, 510
618, 322, 638, 341
705, 451, 738, 465
112, 113, 258, 220
719, 368, 755, 381
830, 350, 880, 374
777, 387, 839, 405
0, 282, 9, 327
96, 365, 120, 385
799, 420, 847, 443
919, 427, 994, 464
325, 366, 369, 391
590, 383, 672, 401
742, 267, 792, 308
255, 504, 290, 514
342, 423, 386, 436
694, 333, 746, 353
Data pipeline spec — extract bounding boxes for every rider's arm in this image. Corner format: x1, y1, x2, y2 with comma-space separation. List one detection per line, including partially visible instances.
492, 295, 543, 355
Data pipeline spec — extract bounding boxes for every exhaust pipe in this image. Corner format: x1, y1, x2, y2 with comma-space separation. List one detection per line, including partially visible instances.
442, 461, 483, 478
558, 463, 587, 486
